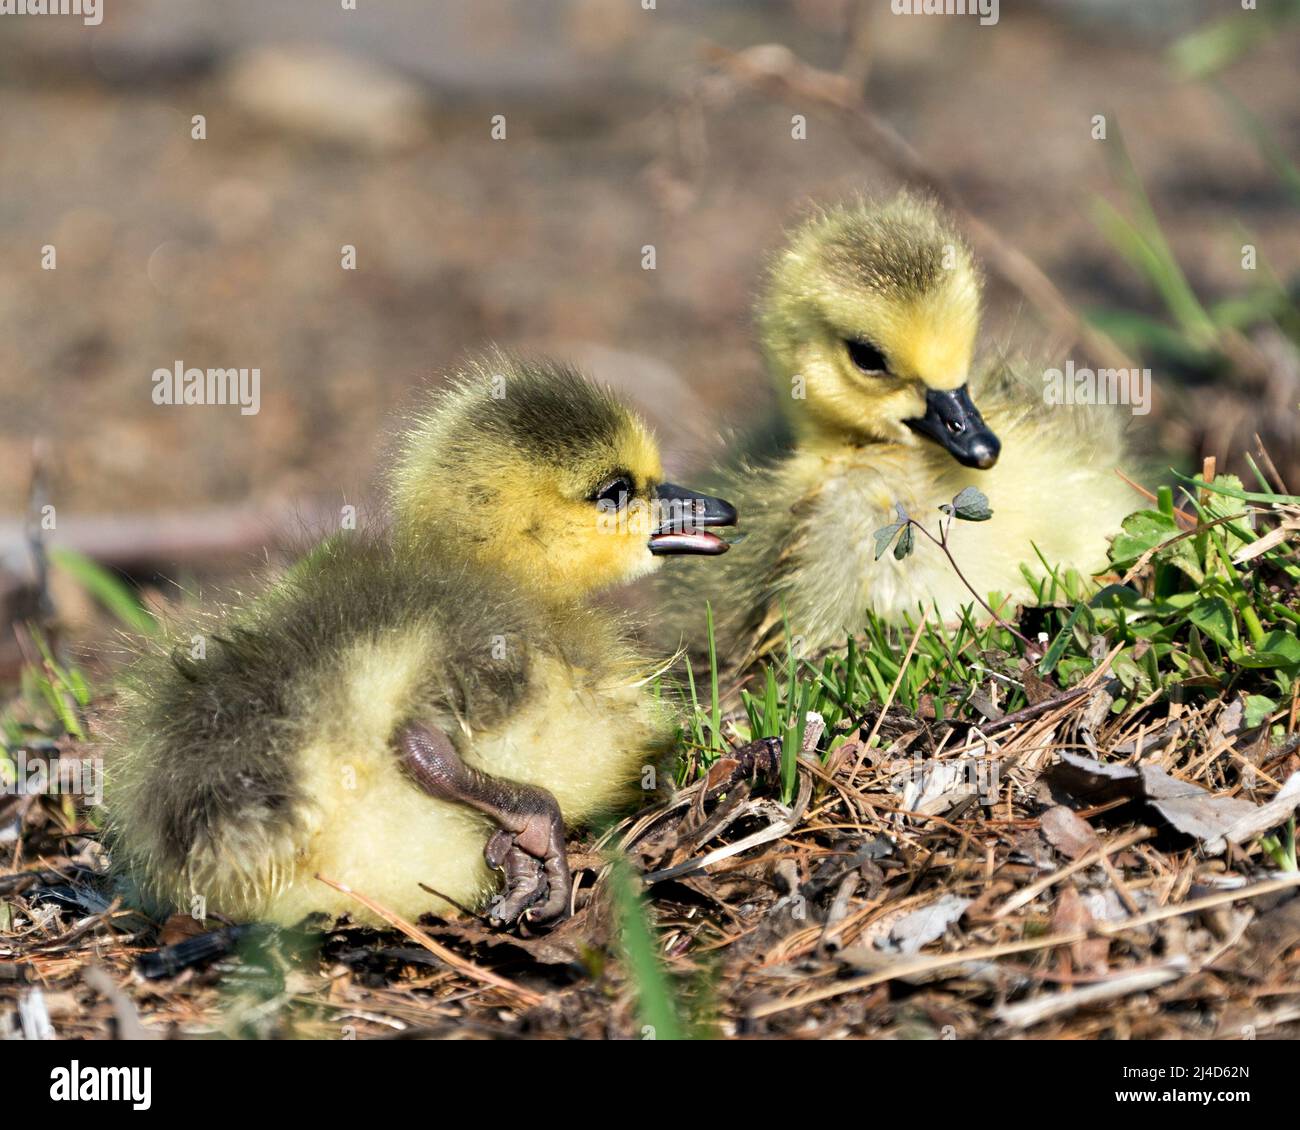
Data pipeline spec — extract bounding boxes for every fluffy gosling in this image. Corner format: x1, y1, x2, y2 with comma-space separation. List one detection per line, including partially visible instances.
662, 194, 1137, 659
104, 355, 735, 928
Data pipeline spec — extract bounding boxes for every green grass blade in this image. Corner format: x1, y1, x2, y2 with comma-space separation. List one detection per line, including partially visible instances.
50, 547, 158, 636
611, 857, 688, 1040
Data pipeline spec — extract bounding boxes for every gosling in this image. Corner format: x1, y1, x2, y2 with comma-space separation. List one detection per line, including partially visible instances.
663, 193, 1138, 659
104, 355, 735, 928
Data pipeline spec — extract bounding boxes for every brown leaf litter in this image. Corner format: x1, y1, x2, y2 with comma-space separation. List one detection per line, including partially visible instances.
2, 675, 1300, 1040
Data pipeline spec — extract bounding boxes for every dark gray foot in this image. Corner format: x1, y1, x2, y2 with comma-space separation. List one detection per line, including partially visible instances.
397, 722, 572, 926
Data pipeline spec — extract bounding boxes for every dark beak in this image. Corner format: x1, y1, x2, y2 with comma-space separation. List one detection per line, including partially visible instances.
648, 482, 737, 556
904, 385, 1001, 469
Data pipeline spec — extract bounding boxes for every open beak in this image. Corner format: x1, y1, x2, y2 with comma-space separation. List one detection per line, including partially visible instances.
905, 385, 1001, 470
648, 482, 738, 556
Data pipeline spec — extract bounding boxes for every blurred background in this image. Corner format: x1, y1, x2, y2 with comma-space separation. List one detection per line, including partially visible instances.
1, 0, 1298, 677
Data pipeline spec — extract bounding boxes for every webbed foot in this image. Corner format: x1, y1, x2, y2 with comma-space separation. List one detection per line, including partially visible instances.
482, 791, 571, 925
397, 722, 572, 927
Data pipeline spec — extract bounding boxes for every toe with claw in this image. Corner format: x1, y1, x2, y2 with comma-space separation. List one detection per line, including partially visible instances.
483, 792, 571, 925
397, 721, 573, 929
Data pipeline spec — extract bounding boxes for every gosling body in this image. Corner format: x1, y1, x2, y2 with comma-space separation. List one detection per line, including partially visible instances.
665, 195, 1137, 658
105, 357, 733, 927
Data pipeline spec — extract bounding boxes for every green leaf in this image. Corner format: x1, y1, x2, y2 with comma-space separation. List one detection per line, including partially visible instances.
1188, 595, 1238, 650
1230, 629, 1300, 670
1091, 583, 1144, 611
951, 487, 992, 522
1108, 510, 1181, 570
1111, 650, 1144, 691
1201, 475, 1248, 518
1038, 602, 1085, 677
1244, 695, 1279, 729
1152, 591, 1200, 613
873, 521, 904, 561
893, 524, 915, 560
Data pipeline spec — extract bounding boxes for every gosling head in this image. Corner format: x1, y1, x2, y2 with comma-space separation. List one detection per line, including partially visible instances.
391, 354, 736, 603
760, 193, 1000, 470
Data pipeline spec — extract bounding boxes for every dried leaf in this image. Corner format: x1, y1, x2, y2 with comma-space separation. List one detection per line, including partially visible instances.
1051, 885, 1109, 974
880, 894, 971, 955
1048, 753, 1300, 854
1039, 806, 1101, 860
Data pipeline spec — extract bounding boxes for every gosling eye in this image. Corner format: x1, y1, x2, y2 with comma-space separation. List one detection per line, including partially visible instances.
845, 338, 889, 375
591, 475, 633, 509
